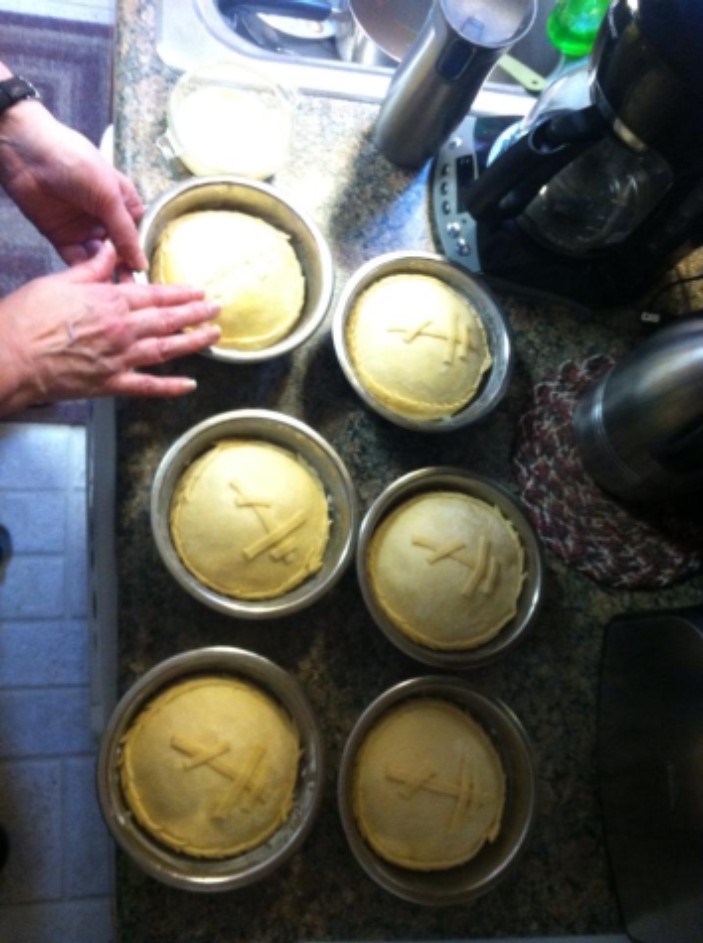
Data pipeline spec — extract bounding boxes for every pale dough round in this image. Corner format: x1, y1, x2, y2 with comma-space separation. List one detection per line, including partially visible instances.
151, 210, 305, 350
367, 491, 525, 649
346, 273, 492, 419
352, 698, 505, 871
120, 676, 300, 858
170, 439, 330, 600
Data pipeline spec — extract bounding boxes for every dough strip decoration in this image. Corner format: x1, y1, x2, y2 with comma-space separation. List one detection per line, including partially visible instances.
388, 310, 474, 366
229, 480, 305, 564
412, 533, 499, 596
170, 734, 270, 819
385, 755, 474, 831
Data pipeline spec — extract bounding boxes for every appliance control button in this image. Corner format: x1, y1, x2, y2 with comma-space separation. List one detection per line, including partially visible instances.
446, 221, 461, 237
456, 238, 471, 256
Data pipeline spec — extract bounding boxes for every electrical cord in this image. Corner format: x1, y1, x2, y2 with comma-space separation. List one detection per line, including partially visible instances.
638, 271, 703, 328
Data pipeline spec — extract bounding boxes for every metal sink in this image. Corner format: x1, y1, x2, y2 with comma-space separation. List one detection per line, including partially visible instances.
156, 0, 562, 116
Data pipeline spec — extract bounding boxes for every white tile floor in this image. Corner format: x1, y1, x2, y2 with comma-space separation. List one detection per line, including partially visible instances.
0, 423, 115, 943
0, 6, 117, 943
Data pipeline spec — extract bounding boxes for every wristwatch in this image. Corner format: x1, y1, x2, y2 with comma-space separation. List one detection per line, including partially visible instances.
0, 76, 41, 117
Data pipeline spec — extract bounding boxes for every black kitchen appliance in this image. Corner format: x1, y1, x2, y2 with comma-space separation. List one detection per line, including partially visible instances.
431, 0, 703, 310
598, 606, 703, 942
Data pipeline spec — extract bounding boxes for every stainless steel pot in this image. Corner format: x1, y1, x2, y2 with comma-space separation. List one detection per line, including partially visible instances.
573, 316, 703, 502
334, 0, 432, 67
219, 0, 432, 67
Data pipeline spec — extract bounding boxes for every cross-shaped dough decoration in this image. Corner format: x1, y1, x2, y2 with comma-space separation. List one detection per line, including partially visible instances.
385, 753, 473, 830
229, 481, 305, 564
170, 734, 269, 819
412, 533, 499, 596
387, 308, 476, 366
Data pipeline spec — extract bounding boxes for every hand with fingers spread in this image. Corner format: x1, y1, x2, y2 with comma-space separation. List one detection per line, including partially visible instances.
0, 62, 224, 416
0, 241, 220, 417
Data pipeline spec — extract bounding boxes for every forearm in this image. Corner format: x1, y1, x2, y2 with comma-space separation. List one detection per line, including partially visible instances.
0, 80, 56, 189
0, 59, 47, 140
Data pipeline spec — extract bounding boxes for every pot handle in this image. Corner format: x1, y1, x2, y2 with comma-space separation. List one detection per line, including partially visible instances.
463, 104, 606, 222
218, 0, 332, 21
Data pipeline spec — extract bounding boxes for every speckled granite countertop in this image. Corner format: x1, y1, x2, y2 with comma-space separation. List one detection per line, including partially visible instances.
111, 3, 702, 941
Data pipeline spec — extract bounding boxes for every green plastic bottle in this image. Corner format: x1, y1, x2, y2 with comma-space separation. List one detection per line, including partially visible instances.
546, 0, 611, 58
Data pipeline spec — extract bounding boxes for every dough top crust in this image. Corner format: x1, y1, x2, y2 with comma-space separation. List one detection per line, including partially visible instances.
367, 491, 525, 649
346, 274, 492, 419
352, 698, 505, 871
170, 439, 330, 600
120, 676, 300, 858
151, 210, 305, 350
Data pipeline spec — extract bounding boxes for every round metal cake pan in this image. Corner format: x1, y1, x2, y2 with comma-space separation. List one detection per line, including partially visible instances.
139, 174, 334, 363
97, 646, 325, 892
332, 251, 513, 432
151, 409, 359, 619
356, 467, 544, 668
337, 675, 537, 906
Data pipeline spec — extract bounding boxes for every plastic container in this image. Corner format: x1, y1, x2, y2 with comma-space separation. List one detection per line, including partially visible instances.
160, 61, 296, 179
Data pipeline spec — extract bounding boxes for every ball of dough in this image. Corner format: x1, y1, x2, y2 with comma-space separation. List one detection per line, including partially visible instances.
120, 676, 300, 858
352, 698, 505, 871
170, 439, 330, 600
151, 210, 305, 350
367, 491, 525, 649
346, 274, 492, 419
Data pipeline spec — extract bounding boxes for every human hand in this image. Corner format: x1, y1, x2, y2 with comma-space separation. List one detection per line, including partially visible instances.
0, 99, 147, 270
0, 241, 221, 416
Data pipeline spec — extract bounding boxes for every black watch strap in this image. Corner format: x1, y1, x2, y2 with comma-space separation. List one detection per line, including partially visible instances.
0, 76, 40, 117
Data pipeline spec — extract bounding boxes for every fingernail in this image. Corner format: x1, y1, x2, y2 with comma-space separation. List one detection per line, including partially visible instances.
206, 302, 221, 316
184, 378, 197, 392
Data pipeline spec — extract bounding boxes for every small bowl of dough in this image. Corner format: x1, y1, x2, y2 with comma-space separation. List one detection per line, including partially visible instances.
162, 60, 296, 179
97, 646, 325, 891
337, 676, 536, 905
139, 175, 334, 363
151, 409, 358, 619
332, 252, 512, 432
357, 468, 543, 668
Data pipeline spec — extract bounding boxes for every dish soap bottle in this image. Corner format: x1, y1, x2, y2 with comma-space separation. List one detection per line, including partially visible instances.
546, 0, 610, 58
